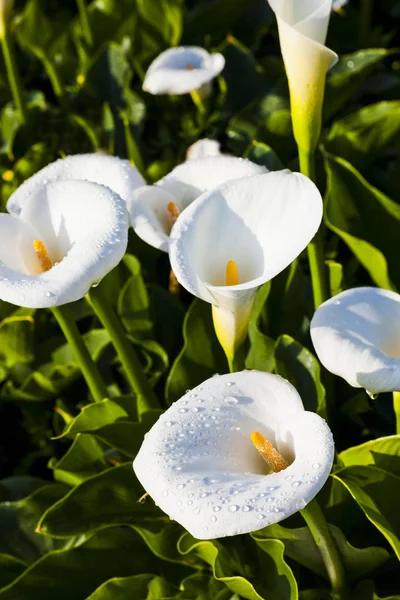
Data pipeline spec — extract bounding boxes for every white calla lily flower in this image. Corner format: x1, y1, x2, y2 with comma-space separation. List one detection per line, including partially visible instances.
268, 0, 338, 152
186, 139, 222, 161
169, 170, 323, 361
332, 0, 348, 11
142, 46, 225, 96
311, 287, 400, 395
7, 153, 145, 217
133, 371, 334, 540
129, 156, 267, 253
0, 180, 128, 308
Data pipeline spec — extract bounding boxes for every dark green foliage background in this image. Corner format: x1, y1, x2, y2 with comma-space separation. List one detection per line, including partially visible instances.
0, 0, 399, 598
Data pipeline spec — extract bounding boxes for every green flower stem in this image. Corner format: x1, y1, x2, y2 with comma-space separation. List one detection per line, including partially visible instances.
393, 391, 400, 434
0, 30, 28, 124
87, 286, 159, 412
301, 498, 349, 599
121, 113, 145, 176
76, 0, 93, 47
190, 89, 207, 116
358, 0, 374, 48
299, 147, 329, 309
51, 305, 108, 403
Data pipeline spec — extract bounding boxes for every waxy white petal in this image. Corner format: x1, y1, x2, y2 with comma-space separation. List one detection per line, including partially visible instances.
0, 180, 128, 308
0, 214, 41, 274
129, 157, 266, 253
133, 371, 334, 539
143, 46, 225, 95
7, 153, 145, 217
186, 139, 222, 161
311, 287, 400, 394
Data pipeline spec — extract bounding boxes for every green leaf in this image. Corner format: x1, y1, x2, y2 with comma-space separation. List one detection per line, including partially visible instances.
117, 256, 153, 340
178, 533, 298, 600
253, 523, 389, 582
274, 335, 327, 418
243, 140, 284, 171
0, 554, 26, 588
326, 260, 343, 297
326, 101, 400, 170
0, 316, 35, 368
333, 466, 400, 559
339, 436, 400, 477
38, 464, 162, 538
165, 299, 227, 404
184, 0, 250, 45
245, 283, 275, 372
137, 0, 183, 46
324, 152, 400, 290
86, 574, 179, 600
49, 434, 110, 486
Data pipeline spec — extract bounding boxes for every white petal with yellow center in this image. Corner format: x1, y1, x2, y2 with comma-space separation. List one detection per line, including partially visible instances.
0, 180, 128, 308
311, 287, 400, 394
133, 371, 334, 539
143, 46, 225, 96
7, 153, 145, 217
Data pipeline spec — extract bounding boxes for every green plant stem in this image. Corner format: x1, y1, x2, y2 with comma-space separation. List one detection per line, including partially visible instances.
51, 305, 108, 403
358, 0, 374, 48
393, 391, 400, 434
76, 0, 93, 47
87, 286, 159, 412
298, 147, 329, 309
121, 112, 145, 176
301, 498, 349, 599
0, 30, 28, 123
190, 89, 206, 115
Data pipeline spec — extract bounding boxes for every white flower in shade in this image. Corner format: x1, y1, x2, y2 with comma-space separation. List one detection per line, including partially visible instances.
332, 0, 348, 11
268, 0, 338, 152
0, 180, 128, 308
133, 371, 334, 540
186, 139, 222, 161
142, 46, 225, 96
169, 170, 323, 361
6, 153, 145, 217
311, 287, 400, 395
129, 156, 266, 253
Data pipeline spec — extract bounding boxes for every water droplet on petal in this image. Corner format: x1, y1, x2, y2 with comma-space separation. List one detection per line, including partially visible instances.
224, 396, 238, 405
228, 505, 239, 512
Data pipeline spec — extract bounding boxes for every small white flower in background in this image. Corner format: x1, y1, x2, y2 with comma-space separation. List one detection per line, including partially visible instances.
186, 139, 222, 161
311, 287, 400, 395
0, 180, 128, 308
169, 170, 323, 361
332, 0, 348, 11
267, 0, 338, 153
6, 153, 145, 217
133, 370, 334, 540
129, 156, 266, 252
0, 0, 14, 37
142, 46, 225, 97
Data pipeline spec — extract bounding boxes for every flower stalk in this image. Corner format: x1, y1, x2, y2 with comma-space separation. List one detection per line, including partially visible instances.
87, 285, 159, 413
76, 0, 93, 47
51, 305, 108, 403
0, 27, 28, 124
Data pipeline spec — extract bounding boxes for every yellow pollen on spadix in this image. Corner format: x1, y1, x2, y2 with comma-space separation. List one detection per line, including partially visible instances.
33, 240, 53, 272
251, 431, 289, 473
185, 64, 195, 70
167, 201, 180, 226
226, 260, 239, 286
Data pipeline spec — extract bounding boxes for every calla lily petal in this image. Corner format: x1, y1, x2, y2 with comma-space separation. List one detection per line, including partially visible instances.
311, 287, 400, 394
169, 170, 323, 357
129, 157, 266, 253
7, 153, 145, 217
143, 46, 225, 96
0, 180, 128, 308
186, 139, 222, 161
133, 371, 334, 539
268, 0, 338, 152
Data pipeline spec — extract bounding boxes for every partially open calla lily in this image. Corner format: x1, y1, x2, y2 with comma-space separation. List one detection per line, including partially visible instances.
0, 179, 128, 308
311, 287, 400, 395
186, 139, 222, 161
142, 46, 225, 96
133, 371, 334, 539
268, 0, 338, 153
169, 170, 323, 361
129, 156, 266, 252
6, 153, 145, 217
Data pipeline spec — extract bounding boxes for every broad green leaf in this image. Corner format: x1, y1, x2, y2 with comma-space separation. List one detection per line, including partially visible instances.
132, 521, 202, 568
165, 299, 227, 404
333, 466, 400, 559
252, 523, 389, 581
49, 434, 110, 486
86, 574, 179, 600
339, 436, 400, 477
0, 477, 46, 503
245, 283, 275, 372
324, 152, 400, 290
38, 464, 162, 537
117, 256, 153, 340
178, 533, 298, 600
326, 101, 400, 170
137, 0, 183, 46
0, 554, 26, 588
184, 0, 251, 44
274, 335, 327, 418
180, 571, 231, 600
243, 140, 283, 171
326, 260, 343, 297
0, 316, 34, 368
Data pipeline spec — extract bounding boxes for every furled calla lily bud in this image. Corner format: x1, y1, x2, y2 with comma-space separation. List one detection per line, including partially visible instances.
311, 287, 400, 395
268, 0, 338, 153
0, 0, 14, 37
133, 371, 334, 540
129, 156, 266, 253
169, 170, 323, 362
6, 153, 145, 217
142, 46, 225, 97
0, 180, 128, 308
